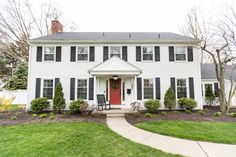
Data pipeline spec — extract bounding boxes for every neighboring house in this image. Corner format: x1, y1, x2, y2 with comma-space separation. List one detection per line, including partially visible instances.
26, 20, 202, 111
201, 64, 236, 106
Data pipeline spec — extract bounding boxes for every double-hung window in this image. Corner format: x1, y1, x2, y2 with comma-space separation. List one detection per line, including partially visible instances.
77, 46, 88, 61
142, 46, 153, 61
44, 47, 55, 61
110, 46, 121, 58
143, 79, 154, 99
43, 79, 54, 99
177, 79, 187, 98
77, 79, 87, 99
175, 46, 186, 61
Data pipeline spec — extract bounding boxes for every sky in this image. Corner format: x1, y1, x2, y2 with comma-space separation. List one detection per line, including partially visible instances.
28, 0, 236, 34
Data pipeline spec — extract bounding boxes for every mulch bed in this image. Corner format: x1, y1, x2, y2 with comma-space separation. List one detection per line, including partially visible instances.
126, 109, 236, 125
0, 109, 106, 126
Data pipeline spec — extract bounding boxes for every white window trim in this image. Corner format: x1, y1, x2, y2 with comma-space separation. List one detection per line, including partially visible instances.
175, 78, 188, 99
141, 46, 154, 62
76, 46, 89, 62
41, 78, 54, 101
43, 46, 56, 62
202, 82, 218, 98
76, 78, 89, 101
174, 46, 187, 62
142, 78, 154, 100
109, 46, 122, 58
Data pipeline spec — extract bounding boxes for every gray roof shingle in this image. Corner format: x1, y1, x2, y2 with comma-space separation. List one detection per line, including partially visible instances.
30, 32, 197, 43
201, 64, 236, 81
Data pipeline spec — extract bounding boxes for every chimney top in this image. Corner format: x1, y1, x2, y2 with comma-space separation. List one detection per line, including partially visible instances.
51, 19, 63, 34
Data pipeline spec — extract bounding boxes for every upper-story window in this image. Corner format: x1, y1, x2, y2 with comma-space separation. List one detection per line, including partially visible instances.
44, 47, 55, 61
110, 46, 121, 58
177, 78, 187, 98
142, 46, 153, 61
175, 46, 186, 61
77, 46, 89, 61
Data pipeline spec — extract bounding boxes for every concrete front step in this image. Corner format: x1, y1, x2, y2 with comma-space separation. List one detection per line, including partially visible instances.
106, 113, 124, 117
96, 109, 136, 114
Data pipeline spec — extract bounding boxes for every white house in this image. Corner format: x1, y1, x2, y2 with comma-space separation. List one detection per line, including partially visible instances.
201, 64, 236, 107
26, 20, 202, 111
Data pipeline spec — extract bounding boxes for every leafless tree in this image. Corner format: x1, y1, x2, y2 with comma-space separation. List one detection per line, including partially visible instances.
182, 8, 236, 113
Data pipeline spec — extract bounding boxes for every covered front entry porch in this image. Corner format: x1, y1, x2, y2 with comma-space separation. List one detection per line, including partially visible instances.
89, 56, 142, 109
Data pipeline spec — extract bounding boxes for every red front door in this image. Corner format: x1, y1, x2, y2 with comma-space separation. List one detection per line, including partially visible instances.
109, 79, 121, 104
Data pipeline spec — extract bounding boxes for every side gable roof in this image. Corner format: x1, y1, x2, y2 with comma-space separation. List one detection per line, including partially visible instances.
30, 32, 199, 44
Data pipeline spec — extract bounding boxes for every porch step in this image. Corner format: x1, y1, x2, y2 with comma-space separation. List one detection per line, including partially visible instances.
96, 109, 135, 115
106, 113, 124, 117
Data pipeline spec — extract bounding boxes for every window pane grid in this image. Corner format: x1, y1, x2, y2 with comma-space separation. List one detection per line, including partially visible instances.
177, 79, 187, 98
43, 80, 53, 99
175, 47, 186, 61
77, 47, 88, 61
44, 47, 55, 61
142, 46, 153, 61
144, 79, 153, 99
110, 46, 121, 58
77, 79, 87, 99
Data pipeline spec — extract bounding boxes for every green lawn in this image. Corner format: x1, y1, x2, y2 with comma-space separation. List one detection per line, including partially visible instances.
0, 122, 180, 157
136, 120, 236, 144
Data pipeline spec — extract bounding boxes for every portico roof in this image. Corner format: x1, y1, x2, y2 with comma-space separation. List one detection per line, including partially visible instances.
89, 56, 142, 75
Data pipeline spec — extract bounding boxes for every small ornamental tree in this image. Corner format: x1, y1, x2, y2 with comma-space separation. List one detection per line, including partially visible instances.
205, 85, 216, 106
164, 87, 176, 110
53, 83, 65, 113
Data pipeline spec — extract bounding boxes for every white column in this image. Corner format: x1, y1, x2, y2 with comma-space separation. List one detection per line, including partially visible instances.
133, 75, 137, 102
94, 75, 97, 106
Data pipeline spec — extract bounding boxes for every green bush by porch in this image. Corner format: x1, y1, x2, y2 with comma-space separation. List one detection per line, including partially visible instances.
0, 122, 180, 157
135, 120, 236, 144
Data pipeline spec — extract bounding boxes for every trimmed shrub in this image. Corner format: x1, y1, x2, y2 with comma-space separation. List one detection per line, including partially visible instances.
30, 97, 49, 113
39, 113, 48, 118
197, 110, 205, 115
53, 83, 66, 113
213, 112, 222, 117
145, 112, 153, 118
32, 114, 38, 117
185, 109, 191, 114
164, 87, 176, 110
69, 100, 88, 114
231, 112, 236, 117
161, 111, 167, 116
144, 99, 160, 113
178, 98, 197, 110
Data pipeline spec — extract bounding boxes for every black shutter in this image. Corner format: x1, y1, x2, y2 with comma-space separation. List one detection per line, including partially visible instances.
103, 46, 109, 61
137, 77, 142, 100
170, 77, 176, 97
136, 46, 141, 61
70, 78, 75, 100
122, 46, 128, 61
155, 46, 160, 61
55, 78, 60, 87
187, 47, 193, 62
89, 78, 94, 100
35, 78, 41, 98
189, 77, 195, 99
214, 82, 219, 95
155, 77, 161, 99
89, 46, 95, 62
36, 46, 42, 62
169, 46, 174, 61
56, 46, 61, 62
70, 46, 76, 62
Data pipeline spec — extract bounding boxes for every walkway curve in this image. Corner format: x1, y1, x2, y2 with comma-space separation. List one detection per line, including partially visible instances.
106, 114, 236, 157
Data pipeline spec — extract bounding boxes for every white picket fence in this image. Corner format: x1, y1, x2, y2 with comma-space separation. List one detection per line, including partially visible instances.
0, 89, 27, 105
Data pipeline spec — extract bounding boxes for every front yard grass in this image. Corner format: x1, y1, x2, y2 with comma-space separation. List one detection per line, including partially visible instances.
0, 122, 180, 157
135, 120, 236, 144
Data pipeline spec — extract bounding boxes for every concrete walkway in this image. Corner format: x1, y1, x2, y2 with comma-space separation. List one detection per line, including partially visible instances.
106, 114, 236, 157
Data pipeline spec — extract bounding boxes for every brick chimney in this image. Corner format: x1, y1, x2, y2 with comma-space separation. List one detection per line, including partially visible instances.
51, 19, 63, 34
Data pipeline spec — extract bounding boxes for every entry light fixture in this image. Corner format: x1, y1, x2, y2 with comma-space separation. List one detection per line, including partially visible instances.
113, 75, 118, 80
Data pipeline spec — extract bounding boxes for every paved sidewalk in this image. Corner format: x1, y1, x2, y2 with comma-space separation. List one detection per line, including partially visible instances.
106, 114, 236, 157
